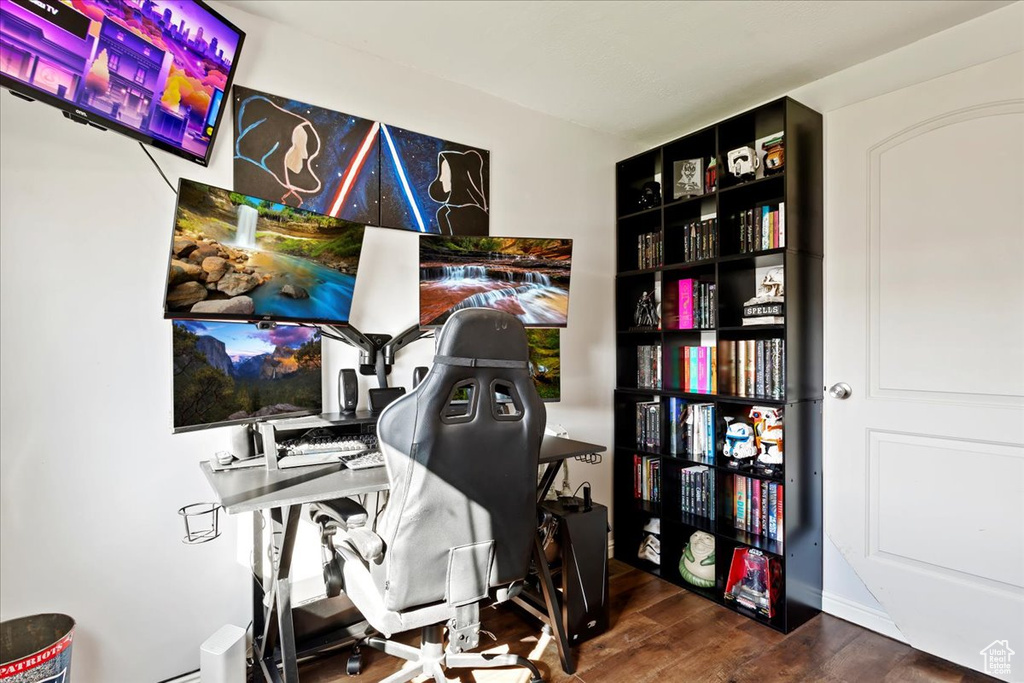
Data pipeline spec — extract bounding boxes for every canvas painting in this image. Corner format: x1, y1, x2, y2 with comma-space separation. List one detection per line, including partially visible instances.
233, 86, 380, 224
380, 124, 490, 235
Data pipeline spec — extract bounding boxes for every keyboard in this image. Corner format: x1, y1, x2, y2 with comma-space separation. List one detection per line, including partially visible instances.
279, 433, 377, 457
345, 450, 385, 470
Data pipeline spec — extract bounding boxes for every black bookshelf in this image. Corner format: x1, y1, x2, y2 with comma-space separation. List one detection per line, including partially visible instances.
613, 97, 823, 633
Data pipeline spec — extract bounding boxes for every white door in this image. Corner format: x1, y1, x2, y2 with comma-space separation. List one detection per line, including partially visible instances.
825, 51, 1024, 680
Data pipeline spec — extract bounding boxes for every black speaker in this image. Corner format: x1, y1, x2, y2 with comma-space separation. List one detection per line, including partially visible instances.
338, 369, 358, 413
412, 366, 428, 388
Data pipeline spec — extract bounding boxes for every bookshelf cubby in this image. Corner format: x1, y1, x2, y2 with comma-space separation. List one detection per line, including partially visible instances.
613, 97, 823, 633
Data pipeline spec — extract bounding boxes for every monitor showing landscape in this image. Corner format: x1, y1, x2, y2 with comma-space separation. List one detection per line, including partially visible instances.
172, 320, 322, 432
165, 180, 366, 325
0, 0, 244, 165
526, 328, 560, 401
419, 236, 572, 327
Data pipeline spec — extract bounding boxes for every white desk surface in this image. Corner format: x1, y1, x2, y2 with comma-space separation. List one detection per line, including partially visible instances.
202, 435, 605, 515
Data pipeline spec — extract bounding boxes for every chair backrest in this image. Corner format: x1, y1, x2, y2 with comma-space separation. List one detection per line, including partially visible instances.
372, 309, 546, 612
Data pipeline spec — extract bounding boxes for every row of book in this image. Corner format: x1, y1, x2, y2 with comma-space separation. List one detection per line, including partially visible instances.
735, 202, 785, 253
633, 454, 661, 502
677, 279, 717, 329
681, 218, 718, 262
680, 465, 716, 519
731, 475, 784, 541
636, 400, 661, 453
719, 339, 785, 400
666, 398, 716, 463
676, 346, 718, 394
637, 231, 663, 270
637, 344, 663, 389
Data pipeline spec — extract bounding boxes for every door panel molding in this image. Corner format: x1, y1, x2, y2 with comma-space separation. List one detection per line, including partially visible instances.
866, 100, 1024, 407
865, 429, 1024, 593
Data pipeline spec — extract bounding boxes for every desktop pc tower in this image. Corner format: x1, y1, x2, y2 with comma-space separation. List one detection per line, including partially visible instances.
538, 498, 609, 644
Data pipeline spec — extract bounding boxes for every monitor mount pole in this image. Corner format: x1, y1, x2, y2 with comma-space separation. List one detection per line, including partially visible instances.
323, 323, 433, 390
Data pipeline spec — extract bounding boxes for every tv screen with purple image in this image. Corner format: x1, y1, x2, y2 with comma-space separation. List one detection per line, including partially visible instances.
0, 0, 244, 165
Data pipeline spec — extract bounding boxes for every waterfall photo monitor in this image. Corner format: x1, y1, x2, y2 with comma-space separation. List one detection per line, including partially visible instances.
164, 180, 366, 325
172, 321, 322, 433
0, 0, 244, 166
419, 236, 572, 327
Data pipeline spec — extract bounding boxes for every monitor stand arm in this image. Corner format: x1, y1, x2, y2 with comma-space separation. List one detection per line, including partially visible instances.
323, 323, 433, 389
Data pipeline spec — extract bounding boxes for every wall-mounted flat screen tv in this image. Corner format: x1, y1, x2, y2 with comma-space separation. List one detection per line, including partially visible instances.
172, 320, 322, 433
164, 180, 366, 326
526, 328, 560, 402
419, 236, 572, 328
0, 0, 244, 166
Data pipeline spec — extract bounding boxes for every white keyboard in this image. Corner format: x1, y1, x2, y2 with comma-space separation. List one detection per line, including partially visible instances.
345, 450, 385, 470
280, 435, 376, 457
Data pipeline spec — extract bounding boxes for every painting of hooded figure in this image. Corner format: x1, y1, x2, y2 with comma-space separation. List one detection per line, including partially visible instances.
233, 86, 380, 225
380, 124, 489, 235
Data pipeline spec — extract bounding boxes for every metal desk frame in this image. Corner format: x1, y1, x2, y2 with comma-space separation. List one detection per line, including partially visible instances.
202, 433, 605, 682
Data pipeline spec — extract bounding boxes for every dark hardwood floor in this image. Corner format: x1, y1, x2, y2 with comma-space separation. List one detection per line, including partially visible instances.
298, 560, 995, 683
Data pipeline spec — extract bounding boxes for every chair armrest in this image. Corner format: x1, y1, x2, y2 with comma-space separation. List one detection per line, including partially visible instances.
337, 527, 385, 564
308, 497, 369, 531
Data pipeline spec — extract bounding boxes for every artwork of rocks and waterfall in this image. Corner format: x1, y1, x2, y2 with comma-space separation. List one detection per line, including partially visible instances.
419, 236, 572, 327
172, 321, 322, 431
164, 180, 365, 324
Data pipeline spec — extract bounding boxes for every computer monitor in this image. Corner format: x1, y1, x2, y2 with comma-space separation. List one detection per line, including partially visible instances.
164, 180, 366, 325
419, 235, 572, 327
527, 328, 560, 402
0, 0, 244, 166
171, 320, 322, 433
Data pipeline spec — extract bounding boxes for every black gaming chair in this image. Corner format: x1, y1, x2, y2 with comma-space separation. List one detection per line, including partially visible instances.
311, 309, 546, 683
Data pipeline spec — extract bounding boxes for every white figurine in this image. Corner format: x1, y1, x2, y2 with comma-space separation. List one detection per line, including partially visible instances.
749, 406, 783, 465
744, 267, 785, 307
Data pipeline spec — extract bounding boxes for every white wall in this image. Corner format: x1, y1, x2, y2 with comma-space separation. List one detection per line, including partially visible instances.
0, 4, 634, 680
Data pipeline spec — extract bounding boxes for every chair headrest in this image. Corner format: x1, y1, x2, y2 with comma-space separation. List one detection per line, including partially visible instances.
434, 309, 530, 365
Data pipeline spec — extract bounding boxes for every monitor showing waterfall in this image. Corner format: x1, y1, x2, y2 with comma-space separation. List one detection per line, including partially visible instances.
419, 236, 572, 327
165, 181, 366, 325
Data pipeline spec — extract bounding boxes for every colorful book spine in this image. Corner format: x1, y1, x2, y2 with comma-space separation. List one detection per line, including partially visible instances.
768, 483, 778, 539
735, 475, 746, 532
776, 485, 784, 543
689, 348, 699, 393
678, 279, 695, 329
779, 202, 786, 247
751, 479, 761, 533
697, 347, 708, 393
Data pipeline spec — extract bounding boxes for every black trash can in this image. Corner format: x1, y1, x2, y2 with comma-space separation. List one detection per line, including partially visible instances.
0, 614, 75, 683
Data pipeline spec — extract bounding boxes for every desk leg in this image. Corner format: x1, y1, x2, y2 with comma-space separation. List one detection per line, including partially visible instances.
537, 461, 562, 503
253, 510, 268, 683
260, 505, 302, 682
533, 536, 575, 675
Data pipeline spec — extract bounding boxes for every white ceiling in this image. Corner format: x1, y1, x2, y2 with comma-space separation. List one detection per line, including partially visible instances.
222, 0, 1011, 144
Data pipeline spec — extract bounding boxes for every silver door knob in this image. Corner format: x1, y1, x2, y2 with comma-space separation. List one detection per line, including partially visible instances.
829, 383, 852, 399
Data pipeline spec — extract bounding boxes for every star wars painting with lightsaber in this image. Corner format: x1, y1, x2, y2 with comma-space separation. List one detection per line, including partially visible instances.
232, 85, 490, 235
233, 85, 380, 224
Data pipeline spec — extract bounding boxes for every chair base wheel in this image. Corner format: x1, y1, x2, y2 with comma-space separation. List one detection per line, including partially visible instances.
346, 646, 362, 676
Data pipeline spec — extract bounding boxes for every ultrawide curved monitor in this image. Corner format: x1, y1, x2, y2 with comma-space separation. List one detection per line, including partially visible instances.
419, 235, 572, 328
0, 0, 243, 166
164, 180, 366, 325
